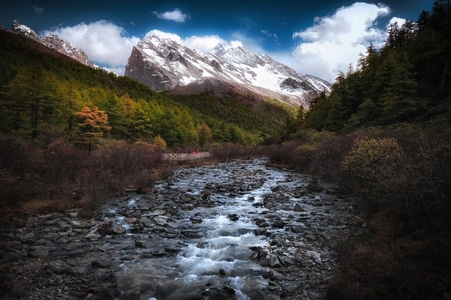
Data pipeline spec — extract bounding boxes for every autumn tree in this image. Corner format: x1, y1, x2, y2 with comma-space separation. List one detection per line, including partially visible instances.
152, 134, 167, 150
75, 106, 111, 152
196, 123, 212, 147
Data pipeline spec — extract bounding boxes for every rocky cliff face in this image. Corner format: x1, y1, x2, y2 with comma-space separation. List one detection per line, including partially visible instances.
125, 33, 331, 107
126, 45, 177, 91
12, 20, 94, 68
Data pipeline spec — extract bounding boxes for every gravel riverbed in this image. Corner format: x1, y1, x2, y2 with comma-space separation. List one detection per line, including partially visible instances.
0, 158, 362, 299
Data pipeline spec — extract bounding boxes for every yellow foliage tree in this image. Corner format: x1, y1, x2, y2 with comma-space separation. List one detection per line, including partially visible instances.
75, 106, 111, 152
152, 134, 167, 151
196, 123, 212, 147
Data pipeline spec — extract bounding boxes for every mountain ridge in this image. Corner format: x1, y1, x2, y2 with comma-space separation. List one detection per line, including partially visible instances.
6, 20, 331, 108
11, 20, 94, 68
125, 33, 331, 107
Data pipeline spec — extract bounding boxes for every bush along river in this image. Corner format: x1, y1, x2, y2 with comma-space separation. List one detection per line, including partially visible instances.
0, 158, 363, 299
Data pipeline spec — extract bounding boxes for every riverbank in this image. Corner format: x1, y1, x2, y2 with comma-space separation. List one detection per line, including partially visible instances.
0, 158, 360, 299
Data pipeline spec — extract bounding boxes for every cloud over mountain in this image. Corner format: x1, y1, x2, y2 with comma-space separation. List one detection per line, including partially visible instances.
37, 2, 410, 81
44, 20, 140, 74
289, 2, 393, 82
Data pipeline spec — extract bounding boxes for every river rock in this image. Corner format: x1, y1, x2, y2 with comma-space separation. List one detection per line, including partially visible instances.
48, 260, 73, 274
282, 280, 303, 295
269, 254, 282, 268
28, 246, 49, 258
92, 259, 112, 268
0, 158, 357, 300
294, 203, 304, 212
154, 216, 168, 226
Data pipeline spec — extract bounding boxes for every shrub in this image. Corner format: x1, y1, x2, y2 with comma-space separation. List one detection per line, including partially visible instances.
339, 125, 451, 224
313, 134, 354, 182
341, 137, 407, 213
45, 139, 86, 194
0, 135, 46, 206
86, 140, 162, 196
265, 140, 300, 167
152, 135, 167, 151
211, 143, 264, 161
292, 143, 317, 172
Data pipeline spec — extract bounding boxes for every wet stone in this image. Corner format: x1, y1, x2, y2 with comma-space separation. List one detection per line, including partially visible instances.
151, 248, 166, 256
21, 232, 36, 241
294, 203, 304, 212
6, 241, 22, 250
289, 224, 308, 233
269, 254, 282, 268
154, 216, 168, 226
91, 259, 112, 268
28, 247, 49, 258
0, 158, 357, 300
48, 260, 73, 274
282, 280, 303, 295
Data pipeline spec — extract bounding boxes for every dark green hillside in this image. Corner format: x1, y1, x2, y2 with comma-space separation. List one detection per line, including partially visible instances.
171, 92, 293, 142
0, 27, 291, 146
301, 0, 450, 132
269, 1, 451, 299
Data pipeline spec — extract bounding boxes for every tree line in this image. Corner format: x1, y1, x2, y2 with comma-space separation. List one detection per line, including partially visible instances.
0, 28, 291, 148
300, 0, 450, 132
270, 2, 451, 298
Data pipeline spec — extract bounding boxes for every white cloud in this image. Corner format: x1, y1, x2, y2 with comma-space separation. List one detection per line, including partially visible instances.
261, 29, 278, 40
146, 29, 243, 53
388, 17, 407, 27
44, 20, 140, 74
183, 35, 229, 52
290, 2, 393, 82
31, 5, 44, 14
153, 8, 190, 23
37, 2, 406, 83
145, 29, 183, 43
230, 31, 265, 53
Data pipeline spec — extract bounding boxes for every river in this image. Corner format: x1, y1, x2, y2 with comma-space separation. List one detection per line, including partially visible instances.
1, 158, 359, 299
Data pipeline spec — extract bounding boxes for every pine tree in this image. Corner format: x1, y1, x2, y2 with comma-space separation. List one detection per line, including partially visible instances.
376, 50, 423, 123
1, 65, 58, 138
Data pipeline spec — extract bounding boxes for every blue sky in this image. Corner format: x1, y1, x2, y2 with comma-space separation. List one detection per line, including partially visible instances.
1, 1, 434, 82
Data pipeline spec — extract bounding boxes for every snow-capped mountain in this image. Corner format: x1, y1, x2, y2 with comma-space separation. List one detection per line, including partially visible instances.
125, 33, 331, 107
12, 20, 94, 68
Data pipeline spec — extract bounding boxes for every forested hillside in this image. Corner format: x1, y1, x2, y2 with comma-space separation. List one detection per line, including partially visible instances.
0, 25, 292, 224
0, 1, 450, 298
265, 1, 451, 298
0, 27, 291, 147
302, 0, 450, 131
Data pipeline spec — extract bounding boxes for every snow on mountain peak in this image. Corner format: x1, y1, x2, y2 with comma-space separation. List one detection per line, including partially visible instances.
212, 43, 227, 56
145, 30, 183, 46
126, 33, 331, 107
11, 20, 94, 68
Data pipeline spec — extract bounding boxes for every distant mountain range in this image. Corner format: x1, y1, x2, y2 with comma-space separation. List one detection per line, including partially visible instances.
8, 21, 331, 108
125, 33, 331, 107
11, 20, 94, 68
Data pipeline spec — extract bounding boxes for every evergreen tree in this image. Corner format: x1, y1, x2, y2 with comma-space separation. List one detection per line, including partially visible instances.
1, 65, 58, 138
376, 50, 423, 123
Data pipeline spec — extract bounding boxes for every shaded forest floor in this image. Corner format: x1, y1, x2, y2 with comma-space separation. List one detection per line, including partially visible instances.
326, 210, 451, 299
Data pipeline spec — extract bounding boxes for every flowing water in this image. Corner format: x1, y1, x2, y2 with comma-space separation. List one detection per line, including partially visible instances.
100, 158, 354, 299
